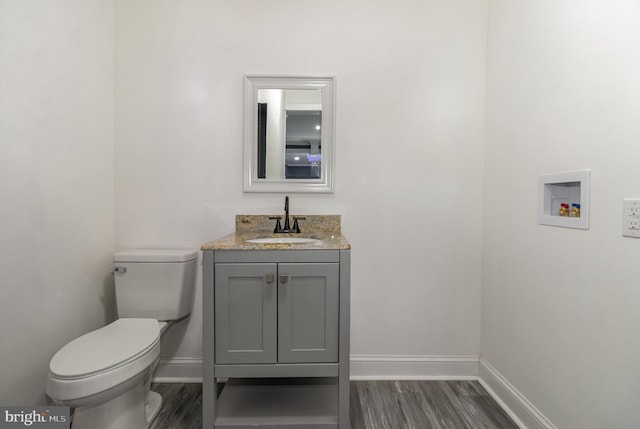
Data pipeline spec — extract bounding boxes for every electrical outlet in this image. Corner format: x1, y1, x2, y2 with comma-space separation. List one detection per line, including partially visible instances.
622, 198, 640, 238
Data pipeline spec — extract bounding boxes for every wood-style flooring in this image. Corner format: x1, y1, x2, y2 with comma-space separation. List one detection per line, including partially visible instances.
149, 380, 519, 429
350, 380, 518, 429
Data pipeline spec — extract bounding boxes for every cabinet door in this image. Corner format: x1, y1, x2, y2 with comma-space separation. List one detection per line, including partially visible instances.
215, 263, 277, 364
278, 263, 340, 363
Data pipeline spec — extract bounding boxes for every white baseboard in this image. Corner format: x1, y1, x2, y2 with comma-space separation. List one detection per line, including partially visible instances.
153, 355, 480, 383
478, 358, 556, 429
350, 355, 479, 380
153, 358, 202, 383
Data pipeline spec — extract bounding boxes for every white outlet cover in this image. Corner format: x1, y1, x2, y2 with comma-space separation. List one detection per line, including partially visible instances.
622, 198, 640, 238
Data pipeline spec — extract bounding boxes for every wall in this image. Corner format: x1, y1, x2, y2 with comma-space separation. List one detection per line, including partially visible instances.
0, 1, 115, 404
115, 0, 488, 375
483, 1, 640, 427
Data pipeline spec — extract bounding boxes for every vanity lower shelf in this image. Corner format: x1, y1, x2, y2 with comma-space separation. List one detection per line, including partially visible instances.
215, 378, 339, 429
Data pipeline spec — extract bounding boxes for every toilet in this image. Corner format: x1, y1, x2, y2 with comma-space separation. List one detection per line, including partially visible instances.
46, 248, 198, 429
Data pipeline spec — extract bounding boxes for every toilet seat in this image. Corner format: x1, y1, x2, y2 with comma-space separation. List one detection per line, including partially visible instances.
47, 318, 161, 402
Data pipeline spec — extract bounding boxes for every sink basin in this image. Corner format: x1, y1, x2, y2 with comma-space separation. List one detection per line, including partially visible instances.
245, 237, 321, 244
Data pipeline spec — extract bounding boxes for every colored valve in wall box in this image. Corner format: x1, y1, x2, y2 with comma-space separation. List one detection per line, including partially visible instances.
558, 203, 580, 217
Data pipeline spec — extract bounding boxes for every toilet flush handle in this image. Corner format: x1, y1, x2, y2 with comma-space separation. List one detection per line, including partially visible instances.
114, 266, 127, 274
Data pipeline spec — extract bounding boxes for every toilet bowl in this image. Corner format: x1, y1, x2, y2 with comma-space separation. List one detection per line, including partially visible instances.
45, 249, 197, 429
46, 319, 163, 428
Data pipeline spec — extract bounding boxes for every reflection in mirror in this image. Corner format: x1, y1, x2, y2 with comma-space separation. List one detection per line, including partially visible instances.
257, 89, 322, 180
284, 109, 322, 179
244, 76, 335, 193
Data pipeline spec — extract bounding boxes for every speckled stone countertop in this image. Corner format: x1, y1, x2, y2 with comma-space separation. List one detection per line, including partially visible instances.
201, 215, 350, 251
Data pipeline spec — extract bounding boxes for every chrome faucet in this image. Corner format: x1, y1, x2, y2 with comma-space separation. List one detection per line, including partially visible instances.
270, 196, 304, 233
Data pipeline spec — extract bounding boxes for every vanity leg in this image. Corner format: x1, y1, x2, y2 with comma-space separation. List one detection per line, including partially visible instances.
203, 250, 216, 428
202, 375, 216, 429
339, 250, 351, 428
339, 372, 350, 429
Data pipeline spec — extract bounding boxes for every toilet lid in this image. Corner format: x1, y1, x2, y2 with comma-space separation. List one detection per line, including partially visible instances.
50, 318, 160, 379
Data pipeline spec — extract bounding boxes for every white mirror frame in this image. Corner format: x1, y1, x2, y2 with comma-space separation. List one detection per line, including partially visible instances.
243, 75, 336, 193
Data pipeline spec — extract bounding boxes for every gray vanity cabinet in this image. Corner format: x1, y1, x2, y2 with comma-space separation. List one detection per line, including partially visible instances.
279, 262, 340, 363
214, 263, 277, 364
214, 262, 339, 365
203, 248, 350, 429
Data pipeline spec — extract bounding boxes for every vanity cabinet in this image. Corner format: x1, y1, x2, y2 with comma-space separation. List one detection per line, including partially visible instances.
202, 249, 350, 429
215, 262, 339, 365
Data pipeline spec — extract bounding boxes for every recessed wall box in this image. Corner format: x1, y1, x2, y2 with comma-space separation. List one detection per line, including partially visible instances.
538, 170, 590, 229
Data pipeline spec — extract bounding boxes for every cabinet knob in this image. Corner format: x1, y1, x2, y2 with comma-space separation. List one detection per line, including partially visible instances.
265, 274, 274, 284
279, 275, 288, 284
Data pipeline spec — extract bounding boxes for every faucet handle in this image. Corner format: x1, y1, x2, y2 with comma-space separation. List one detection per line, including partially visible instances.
292, 217, 305, 233
269, 216, 283, 233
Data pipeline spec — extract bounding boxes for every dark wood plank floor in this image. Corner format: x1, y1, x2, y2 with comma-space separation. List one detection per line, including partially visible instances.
149, 380, 519, 429
149, 383, 203, 429
350, 380, 518, 429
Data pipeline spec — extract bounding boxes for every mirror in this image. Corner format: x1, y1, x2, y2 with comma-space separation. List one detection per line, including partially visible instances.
244, 75, 335, 193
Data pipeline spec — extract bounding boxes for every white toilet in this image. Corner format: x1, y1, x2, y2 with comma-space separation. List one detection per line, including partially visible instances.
46, 248, 198, 429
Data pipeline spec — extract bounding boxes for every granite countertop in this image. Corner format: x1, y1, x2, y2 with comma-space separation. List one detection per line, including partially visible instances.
201, 215, 350, 251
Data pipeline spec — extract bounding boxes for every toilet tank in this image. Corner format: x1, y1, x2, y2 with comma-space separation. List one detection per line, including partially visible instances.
113, 249, 198, 321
